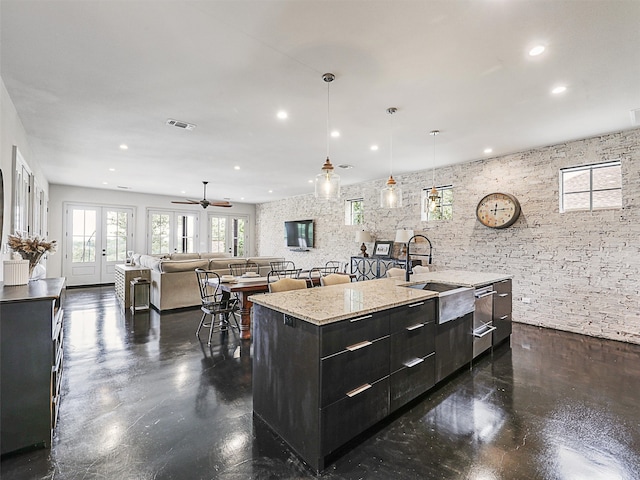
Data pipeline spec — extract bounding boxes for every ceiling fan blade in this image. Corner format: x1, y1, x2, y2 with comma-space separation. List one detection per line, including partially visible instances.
210, 201, 233, 208
171, 200, 198, 204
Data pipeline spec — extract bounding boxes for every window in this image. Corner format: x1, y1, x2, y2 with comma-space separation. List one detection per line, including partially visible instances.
147, 210, 198, 254
421, 185, 453, 221
560, 161, 621, 212
345, 198, 364, 225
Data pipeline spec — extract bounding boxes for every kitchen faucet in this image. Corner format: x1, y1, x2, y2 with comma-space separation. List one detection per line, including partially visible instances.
405, 234, 433, 281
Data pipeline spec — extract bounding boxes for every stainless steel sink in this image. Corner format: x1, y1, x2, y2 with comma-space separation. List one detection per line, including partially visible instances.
406, 282, 475, 324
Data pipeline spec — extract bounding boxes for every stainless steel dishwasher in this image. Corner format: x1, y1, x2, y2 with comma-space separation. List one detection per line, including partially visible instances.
473, 285, 496, 358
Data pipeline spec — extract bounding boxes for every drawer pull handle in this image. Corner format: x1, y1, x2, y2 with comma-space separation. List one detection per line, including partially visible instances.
498, 293, 509, 297
473, 325, 497, 338
475, 290, 496, 299
346, 340, 372, 351
406, 323, 424, 331
404, 357, 424, 368
408, 302, 425, 308
500, 315, 509, 320
350, 314, 373, 323
346, 383, 372, 397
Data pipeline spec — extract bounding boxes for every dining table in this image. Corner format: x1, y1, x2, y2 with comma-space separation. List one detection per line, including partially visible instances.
212, 272, 354, 339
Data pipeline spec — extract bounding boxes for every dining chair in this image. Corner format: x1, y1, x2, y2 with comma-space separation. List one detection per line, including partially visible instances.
229, 262, 259, 277
325, 261, 344, 272
386, 267, 406, 278
270, 260, 295, 271
267, 269, 302, 283
307, 266, 338, 280
268, 277, 308, 293
194, 269, 239, 345
412, 265, 433, 274
320, 273, 351, 286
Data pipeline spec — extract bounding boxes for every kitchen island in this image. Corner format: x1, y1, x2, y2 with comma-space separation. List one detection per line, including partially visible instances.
249, 270, 512, 472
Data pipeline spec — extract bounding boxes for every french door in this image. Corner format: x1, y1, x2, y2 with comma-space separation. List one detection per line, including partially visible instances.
63, 204, 133, 286
209, 214, 249, 257
147, 210, 198, 254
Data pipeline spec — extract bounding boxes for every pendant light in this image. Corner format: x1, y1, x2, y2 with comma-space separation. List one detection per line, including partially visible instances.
427, 130, 440, 212
380, 107, 403, 208
315, 73, 341, 200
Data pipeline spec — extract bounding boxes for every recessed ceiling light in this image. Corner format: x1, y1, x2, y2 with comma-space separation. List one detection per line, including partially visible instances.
234, 165, 240, 170
552, 85, 567, 94
277, 110, 288, 120
529, 45, 545, 56
308, 179, 313, 184
240, 197, 245, 200
268, 190, 273, 193
484, 148, 493, 154
181, 190, 186, 194
102, 182, 108, 185
108, 168, 116, 172
331, 130, 340, 138
370, 145, 379, 151
119, 144, 128, 150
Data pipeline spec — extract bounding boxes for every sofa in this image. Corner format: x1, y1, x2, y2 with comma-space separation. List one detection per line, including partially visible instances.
134, 253, 285, 311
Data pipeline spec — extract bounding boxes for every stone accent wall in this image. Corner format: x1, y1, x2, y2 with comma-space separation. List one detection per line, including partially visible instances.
256, 128, 640, 345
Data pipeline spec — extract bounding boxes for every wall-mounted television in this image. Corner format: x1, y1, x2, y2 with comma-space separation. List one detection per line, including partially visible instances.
284, 219, 314, 249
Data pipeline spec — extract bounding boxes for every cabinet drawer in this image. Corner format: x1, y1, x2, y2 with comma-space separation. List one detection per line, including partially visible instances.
390, 352, 435, 412
390, 321, 435, 373
321, 337, 389, 406
321, 311, 389, 357
321, 377, 389, 455
389, 299, 436, 333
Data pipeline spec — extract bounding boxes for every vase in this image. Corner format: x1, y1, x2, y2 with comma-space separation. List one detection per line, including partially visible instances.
30, 263, 46, 281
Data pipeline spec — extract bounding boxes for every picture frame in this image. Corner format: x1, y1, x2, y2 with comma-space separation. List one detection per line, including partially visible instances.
372, 240, 393, 258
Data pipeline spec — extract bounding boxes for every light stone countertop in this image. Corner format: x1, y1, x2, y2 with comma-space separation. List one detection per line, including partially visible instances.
249, 277, 437, 325
400, 270, 513, 288
249, 270, 513, 326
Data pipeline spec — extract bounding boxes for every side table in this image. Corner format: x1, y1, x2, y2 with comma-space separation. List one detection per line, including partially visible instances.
115, 264, 151, 309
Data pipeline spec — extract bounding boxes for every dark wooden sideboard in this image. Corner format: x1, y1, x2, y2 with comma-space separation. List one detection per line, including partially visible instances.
0, 278, 66, 455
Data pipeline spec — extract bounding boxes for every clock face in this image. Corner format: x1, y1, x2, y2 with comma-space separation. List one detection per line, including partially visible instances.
476, 193, 521, 229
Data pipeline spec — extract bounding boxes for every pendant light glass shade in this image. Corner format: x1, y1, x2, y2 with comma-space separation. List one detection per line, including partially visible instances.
381, 175, 403, 208
315, 157, 341, 200
315, 73, 341, 200
380, 107, 402, 208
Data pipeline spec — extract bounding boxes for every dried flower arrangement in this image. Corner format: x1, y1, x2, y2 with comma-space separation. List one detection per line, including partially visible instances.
7, 233, 57, 275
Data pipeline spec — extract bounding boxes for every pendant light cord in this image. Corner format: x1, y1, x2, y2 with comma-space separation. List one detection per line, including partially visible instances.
430, 130, 439, 186
389, 112, 393, 177
326, 80, 330, 159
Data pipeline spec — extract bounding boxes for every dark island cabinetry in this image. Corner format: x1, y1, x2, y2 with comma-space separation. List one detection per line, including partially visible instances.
252, 299, 436, 472
1, 278, 66, 456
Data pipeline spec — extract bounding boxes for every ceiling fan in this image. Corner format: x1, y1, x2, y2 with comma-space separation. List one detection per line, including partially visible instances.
171, 181, 232, 208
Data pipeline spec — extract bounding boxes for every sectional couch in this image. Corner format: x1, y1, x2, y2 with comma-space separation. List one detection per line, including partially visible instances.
133, 253, 285, 311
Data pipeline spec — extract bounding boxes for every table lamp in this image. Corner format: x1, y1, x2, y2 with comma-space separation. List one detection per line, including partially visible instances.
394, 229, 414, 256
355, 230, 372, 257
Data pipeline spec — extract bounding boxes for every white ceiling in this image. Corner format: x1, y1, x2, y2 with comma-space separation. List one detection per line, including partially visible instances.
2, 1, 639, 205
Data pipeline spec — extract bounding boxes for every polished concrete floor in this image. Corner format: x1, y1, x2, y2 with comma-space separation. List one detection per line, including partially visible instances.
1, 286, 639, 479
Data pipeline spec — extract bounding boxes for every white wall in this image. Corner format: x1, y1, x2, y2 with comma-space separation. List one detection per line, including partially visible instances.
47, 185, 256, 278
0, 79, 50, 282
257, 128, 640, 345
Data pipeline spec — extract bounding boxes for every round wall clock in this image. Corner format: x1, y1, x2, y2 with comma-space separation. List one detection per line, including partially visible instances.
476, 192, 521, 229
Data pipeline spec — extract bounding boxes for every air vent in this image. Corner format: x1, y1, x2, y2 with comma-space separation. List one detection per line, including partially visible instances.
338, 164, 354, 169
166, 119, 197, 130
117, 186, 132, 190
